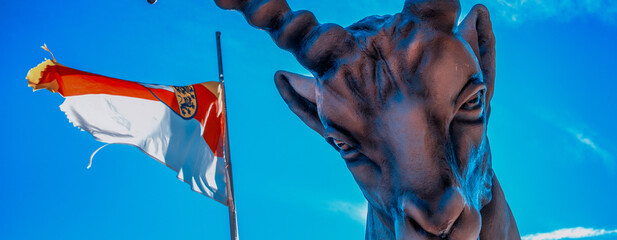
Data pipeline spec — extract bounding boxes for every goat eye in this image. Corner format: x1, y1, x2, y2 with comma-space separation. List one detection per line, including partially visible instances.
328, 137, 362, 161
333, 138, 352, 151
461, 91, 483, 111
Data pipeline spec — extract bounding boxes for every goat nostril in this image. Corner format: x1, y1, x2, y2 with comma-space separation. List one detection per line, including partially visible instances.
409, 217, 427, 235
403, 187, 465, 237
407, 216, 451, 239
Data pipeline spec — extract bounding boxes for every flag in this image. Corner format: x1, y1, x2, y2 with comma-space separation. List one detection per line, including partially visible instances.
26, 57, 228, 205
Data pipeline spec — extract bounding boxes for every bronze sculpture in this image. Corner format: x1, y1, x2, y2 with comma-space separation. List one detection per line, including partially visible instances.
209, 0, 520, 238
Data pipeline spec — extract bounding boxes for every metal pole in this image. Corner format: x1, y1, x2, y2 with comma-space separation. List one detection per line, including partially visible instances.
217, 31, 239, 240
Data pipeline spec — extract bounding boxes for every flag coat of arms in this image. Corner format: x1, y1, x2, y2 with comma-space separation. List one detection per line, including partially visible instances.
27, 58, 229, 204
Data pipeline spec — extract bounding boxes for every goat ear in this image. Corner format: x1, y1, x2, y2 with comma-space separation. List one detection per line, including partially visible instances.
459, 4, 496, 102
274, 70, 324, 135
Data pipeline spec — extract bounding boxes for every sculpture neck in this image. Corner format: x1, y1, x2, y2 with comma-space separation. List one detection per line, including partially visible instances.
478, 175, 521, 239
365, 204, 395, 240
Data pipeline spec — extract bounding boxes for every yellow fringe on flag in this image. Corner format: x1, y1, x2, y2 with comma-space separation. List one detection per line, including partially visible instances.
41, 43, 56, 62
26, 44, 60, 93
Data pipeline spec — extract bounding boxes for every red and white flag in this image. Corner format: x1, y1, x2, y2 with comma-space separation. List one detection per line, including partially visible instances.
27, 56, 228, 204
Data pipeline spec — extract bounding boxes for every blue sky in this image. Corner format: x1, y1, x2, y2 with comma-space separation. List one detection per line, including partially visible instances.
2, 0, 617, 239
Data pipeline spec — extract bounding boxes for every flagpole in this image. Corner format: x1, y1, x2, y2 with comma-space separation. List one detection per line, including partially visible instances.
217, 31, 239, 240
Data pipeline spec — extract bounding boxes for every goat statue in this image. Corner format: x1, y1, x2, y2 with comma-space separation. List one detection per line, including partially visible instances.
195, 0, 519, 238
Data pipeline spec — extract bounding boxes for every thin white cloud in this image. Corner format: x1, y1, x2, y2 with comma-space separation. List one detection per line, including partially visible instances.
328, 201, 368, 224
461, 0, 617, 24
565, 127, 615, 170
522, 227, 617, 240
530, 109, 616, 170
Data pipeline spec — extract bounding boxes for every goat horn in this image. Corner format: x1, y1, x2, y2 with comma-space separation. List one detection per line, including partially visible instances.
214, 0, 356, 76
